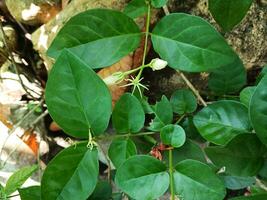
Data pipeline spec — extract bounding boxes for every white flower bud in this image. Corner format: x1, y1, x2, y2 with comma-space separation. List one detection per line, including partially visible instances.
103, 72, 124, 85
150, 58, 168, 71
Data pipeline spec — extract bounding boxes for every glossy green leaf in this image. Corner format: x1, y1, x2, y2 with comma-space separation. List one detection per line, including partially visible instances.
256, 66, 267, 84
151, 13, 236, 72
4, 165, 38, 196
193, 100, 251, 145
205, 134, 267, 176
208, 56, 246, 94
240, 86, 256, 108
230, 194, 267, 200
163, 140, 206, 166
0, 184, 4, 199
259, 159, 267, 179
108, 138, 137, 168
209, 0, 253, 31
170, 89, 197, 115
174, 159, 226, 200
89, 181, 112, 200
148, 95, 173, 131
41, 143, 99, 200
182, 116, 205, 142
112, 93, 145, 134
160, 124, 186, 147
47, 9, 141, 69
249, 75, 267, 146
124, 0, 147, 19
115, 155, 169, 200
220, 175, 255, 190
19, 186, 40, 200
151, 0, 168, 8
45, 50, 112, 138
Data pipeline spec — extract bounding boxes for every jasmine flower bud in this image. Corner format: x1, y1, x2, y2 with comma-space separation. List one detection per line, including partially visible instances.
103, 71, 125, 85
150, 58, 168, 71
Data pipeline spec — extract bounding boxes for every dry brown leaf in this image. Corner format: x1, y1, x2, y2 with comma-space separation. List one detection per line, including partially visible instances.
20, 129, 39, 156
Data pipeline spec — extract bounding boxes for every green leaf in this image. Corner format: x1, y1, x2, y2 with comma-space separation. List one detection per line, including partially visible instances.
160, 124, 186, 148
174, 159, 226, 200
151, 0, 168, 8
19, 186, 40, 200
182, 116, 205, 142
193, 100, 251, 145
208, 56, 246, 94
89, 181, 112, 200
208, 0, 253, 31
148, 95, 173, 131
249, 75, 267, 146
47, 9, 141, 69
220, 175, 255, 190
170, 89, 197, 115
124, 0, 147, 19
112, 93, 145, 134
4, 165, 38, 196
240, 86, 256, 108
41, 143, 99, 200
115, 155, 169, 200
163, 140, 206, 166
256, 66, 267, 84
229, 194, 267, 200
259, 159, 267, 180
151, 13, 236, 72
108, 138, 137, 168
205, 134, 267, 177
45, 50, 112, 138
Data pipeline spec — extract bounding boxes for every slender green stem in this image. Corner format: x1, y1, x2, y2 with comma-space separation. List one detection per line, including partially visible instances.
136, 1, 151, 81
96, 131, 156, 141
175, 114, 186, 124
169, 149, 175, 200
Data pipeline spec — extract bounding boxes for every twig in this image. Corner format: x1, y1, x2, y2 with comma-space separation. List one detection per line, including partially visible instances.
255, 178, 267, 191
162, 5, 207, 107
31, 109, 49, 128
0, 21, 38, 100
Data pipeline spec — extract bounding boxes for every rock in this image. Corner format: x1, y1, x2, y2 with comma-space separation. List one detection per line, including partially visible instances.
5, 0, 61, 26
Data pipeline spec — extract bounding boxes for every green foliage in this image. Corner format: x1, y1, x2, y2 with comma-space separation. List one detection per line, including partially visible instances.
205, 134, 267, 176
115, 155, 169, 200
160, 124, 186, 147
4, 165, 38, 196
10, 2, 265, 199
151, 13, 237, 72
41, 143, 99, 200
108, 138, 137, 168
112, 93, 145, 134
208, 0, 253, 31
193, 100, 251, 145
45, 50, 112, 138
230, 194, 267, 200
173, 159, 226, 200
47, 9, 141, 69
170, 89, 197, 115
208, 56, 246, 94
249, 75, 267, 147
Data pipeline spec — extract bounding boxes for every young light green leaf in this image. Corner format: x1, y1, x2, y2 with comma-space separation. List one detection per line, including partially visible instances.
4, 165, 38, 196
174, 159, 226, 200
163, 140, 206, 166
170, 89, 197, 115
220, 175, 255, 190
88, 181, 112, 200
208, 56, 246, 94
115, 155, 169, 200
193, 100, 251, 145
19, 186, 40, 200
205, 134, 267, 177
124, 0, 147, 19
151, 13, 236, 72
41, 143, 99, 200
249, 75, 267, 147
229, 194, 267, 200
108, 138, 137, 168
112, 93, 145, 134
240, 86, 256, 108
208, 0, 253, 31
148, 95, 173, 131
45, 50, 112, 138
47, 9, 141, 69
151, 0, 168, 8
160, 124, 186, 148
